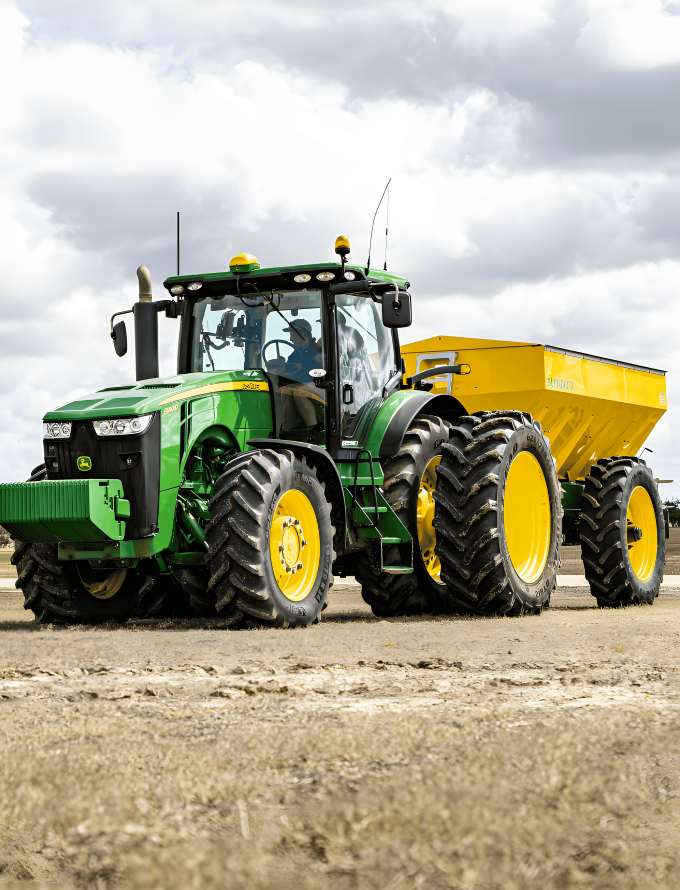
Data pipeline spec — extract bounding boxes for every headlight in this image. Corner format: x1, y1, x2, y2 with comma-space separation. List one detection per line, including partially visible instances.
294, 273, 311, 283
187, 282, 202, 291
92, 414, 154, 437
170, 285, 184, 295
344, 271, 356, 281
316, 272, 335, 281
43, 421, 71, 439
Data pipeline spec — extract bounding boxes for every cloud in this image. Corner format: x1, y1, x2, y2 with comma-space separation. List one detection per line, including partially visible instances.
0, 0, 679, 493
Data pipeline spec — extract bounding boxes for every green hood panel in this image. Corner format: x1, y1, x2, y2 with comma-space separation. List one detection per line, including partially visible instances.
43, 371, 269, 420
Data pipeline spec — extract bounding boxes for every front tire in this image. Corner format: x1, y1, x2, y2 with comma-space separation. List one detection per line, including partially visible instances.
580, 456, 664, 606
434, 411, 562, 615
205, 449, 335, 628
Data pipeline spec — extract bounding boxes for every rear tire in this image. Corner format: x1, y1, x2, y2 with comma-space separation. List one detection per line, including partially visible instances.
205, 449, 335, 628
580, 456, 664, 606
434, 411, 562, 615
357, 415, 451, 616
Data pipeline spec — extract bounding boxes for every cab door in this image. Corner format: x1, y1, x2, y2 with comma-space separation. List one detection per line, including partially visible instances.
333, 293, 399, 452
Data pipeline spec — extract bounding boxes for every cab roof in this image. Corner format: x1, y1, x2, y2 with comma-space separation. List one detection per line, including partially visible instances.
163, 262, 409, 299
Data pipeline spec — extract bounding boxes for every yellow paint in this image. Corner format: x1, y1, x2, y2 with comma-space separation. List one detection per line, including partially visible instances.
626, 486, 657, 582
158, 380, 269, 406
279, 384, 327, 405
504, 452, 551, 583
229, 252, 260, 272
417, 455, 442, 582
402, 336, 667, 480
269, 489, 320, 601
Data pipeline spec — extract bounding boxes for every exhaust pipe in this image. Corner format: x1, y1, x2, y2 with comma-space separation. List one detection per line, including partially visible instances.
133, 265, 159, 381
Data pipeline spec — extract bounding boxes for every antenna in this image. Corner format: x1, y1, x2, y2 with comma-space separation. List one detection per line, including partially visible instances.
177, 211, 180, 276
365, 178, 391, 274
383, 183, 390, 271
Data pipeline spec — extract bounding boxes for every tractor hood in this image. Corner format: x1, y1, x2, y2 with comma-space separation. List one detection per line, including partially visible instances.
43, 370, 270, 421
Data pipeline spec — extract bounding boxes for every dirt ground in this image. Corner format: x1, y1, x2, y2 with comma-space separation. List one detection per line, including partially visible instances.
0, 561, 679, 890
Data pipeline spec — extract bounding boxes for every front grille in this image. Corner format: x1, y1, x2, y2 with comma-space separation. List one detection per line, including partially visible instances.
43, 413, 160, 539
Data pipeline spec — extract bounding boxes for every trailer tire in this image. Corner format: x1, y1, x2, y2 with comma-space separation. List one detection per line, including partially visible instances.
205, 449, 335, 628
434, 411, 562, 615
357, 415, 451, 616
580, 456, 664, 606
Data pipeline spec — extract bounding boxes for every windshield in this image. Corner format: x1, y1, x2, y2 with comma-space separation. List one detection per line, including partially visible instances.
191, 289, 324, 385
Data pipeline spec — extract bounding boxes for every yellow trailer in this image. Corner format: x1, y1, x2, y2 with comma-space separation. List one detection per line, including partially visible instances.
402, 335, 668, 611
401, 335, 666, 482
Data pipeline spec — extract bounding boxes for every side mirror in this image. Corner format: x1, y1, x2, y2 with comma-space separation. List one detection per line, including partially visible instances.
382, 289, 412, 328
112, 320, 128, 357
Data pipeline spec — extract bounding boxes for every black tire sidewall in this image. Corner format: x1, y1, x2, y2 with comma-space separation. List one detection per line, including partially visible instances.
621, 465, 664, 600
261, 456, 333, 624
497, 424, 562, 607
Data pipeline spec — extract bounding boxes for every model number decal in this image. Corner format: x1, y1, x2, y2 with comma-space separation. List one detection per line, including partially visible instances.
163, 404, 179, 415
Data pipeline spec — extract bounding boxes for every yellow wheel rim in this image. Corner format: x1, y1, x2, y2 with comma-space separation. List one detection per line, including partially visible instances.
503, 451, 551, 583
76, 566, 127, 600
417, 455, 443, 583
626, 486, 657, 582
269, 489, 320, 601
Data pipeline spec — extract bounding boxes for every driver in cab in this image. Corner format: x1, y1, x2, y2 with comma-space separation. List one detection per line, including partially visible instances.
284, 319, 321, 379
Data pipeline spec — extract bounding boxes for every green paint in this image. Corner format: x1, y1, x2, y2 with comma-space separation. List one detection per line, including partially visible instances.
0, 479, 128, 543
561, 481, 584, 518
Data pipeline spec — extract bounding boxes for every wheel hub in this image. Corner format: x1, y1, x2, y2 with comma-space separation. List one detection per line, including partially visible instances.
277, 517, 308, 575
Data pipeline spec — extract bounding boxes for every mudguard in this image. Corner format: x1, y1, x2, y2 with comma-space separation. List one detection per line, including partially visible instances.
365, 391, 467, 458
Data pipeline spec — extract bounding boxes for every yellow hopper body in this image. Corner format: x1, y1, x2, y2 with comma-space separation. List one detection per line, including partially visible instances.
401, 336, 667, 482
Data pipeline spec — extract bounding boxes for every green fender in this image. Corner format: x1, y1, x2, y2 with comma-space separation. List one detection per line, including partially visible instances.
364, 391, 467, 459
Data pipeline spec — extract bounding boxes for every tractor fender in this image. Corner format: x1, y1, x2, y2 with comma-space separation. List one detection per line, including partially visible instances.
366, 391, 467, 459
246, 438, 347, 539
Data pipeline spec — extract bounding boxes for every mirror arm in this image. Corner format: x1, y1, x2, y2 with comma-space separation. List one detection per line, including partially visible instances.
110, 308, 133, 334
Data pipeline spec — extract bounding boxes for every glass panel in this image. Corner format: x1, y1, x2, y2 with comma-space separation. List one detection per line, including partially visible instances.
190, 289, 326, 441
336, 294, 397, 440
191, 289, 324, 383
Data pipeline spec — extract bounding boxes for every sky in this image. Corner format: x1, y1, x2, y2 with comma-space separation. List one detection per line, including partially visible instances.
2, 0, 680, 492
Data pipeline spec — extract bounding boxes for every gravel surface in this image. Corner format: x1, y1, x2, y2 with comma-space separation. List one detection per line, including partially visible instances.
1, 582, 679, 889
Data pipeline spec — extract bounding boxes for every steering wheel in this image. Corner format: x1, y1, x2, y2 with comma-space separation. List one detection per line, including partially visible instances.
263, 339, 296, 365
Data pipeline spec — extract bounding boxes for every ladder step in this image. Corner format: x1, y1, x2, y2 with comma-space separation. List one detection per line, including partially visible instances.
382, 566, 413, 574
380, 537, 401, 543
358, 506, 387, 514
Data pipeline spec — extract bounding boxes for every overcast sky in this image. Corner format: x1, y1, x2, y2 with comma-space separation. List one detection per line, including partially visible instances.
2, 0, 680, 491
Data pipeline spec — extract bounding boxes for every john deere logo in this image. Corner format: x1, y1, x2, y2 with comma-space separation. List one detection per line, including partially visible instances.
77, 456, 92, 472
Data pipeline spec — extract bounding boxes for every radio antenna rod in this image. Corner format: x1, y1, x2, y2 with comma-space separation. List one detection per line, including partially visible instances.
365, 178, 391, 275
177, 211, 180, 276
383, 183, 390, 271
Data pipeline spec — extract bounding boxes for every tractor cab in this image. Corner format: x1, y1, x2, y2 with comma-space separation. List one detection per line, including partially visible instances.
113, 237, 413, 459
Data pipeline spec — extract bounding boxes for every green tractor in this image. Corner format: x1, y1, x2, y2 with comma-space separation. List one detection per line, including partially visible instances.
0, 236, 617, 625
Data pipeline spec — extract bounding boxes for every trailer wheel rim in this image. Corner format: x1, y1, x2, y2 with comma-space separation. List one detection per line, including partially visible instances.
504, 451, 551, 583
417, 455, 442, 582
626, 486, 657, 582
269, 490, 320, 601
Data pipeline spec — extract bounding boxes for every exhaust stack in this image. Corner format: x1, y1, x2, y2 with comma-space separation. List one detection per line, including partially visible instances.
133, 265, 159, 381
